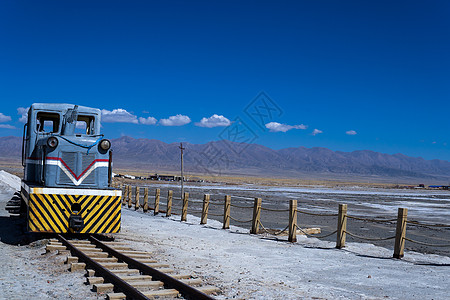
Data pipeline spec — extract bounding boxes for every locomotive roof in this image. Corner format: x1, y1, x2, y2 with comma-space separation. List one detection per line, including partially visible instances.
30, 103, 101, 115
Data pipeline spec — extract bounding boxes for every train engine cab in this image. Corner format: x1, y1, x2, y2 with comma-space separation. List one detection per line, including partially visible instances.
20, 103, 121, 234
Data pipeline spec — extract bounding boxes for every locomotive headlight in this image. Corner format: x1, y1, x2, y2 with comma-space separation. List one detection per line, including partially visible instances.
99, 139, 111, 151
47, 136, 58, 148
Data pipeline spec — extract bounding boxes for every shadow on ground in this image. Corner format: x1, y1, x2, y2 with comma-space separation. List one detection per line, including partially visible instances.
0, 215, 46, 245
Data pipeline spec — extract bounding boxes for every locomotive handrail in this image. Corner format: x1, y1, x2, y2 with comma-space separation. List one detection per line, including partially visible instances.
21, 123, 28, 167
41, 148, 46, 185
108, 150, 112, 187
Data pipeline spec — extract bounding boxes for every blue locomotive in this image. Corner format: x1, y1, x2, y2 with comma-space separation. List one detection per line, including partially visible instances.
14, 103, 122, 233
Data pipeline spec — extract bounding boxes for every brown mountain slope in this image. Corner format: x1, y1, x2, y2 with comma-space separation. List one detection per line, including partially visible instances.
1, 135, 449, 183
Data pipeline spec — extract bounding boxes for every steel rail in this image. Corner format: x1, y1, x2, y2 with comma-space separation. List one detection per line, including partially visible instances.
89, 235, 215, 300
56, 234, 149, 300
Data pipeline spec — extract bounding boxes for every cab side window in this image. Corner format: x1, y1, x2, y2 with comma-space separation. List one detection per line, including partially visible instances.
75, 115, 95, 135
36, 112, 60, 133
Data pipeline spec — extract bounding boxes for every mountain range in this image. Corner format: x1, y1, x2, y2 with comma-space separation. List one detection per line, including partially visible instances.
1, 135, 449, 184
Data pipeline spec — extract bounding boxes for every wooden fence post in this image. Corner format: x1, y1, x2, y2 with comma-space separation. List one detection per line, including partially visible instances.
166, 190, 173, 217
223, 195, 231, 229
393, 208, 408, 259
251, 197, 261, 234
122, 185, 127, 206
154, 188, 160, 215
201, 194, 210, 225
288, 199, 297, 242
135, 186, 140, 210
143, 188, 149, 212
336, 204, 347, 249
181, 192, 189, 221
128, 186, 132, 208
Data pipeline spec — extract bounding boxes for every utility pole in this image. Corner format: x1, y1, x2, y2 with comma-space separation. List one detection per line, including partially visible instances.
179, 142, 185, 200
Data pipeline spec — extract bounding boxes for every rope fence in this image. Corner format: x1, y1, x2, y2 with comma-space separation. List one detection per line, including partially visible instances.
344, 230, 396, 241
347, 215, 397, 223
403, 237, 450, 247
119, 184, 450, 259
229, 216, 253, 223
189, 199, 204, 204
260, 207, 289, 212
259, 221, 289, 236
296, 225, 338, 239
297, 209, 338, 217
406, 220, 450, 228
230, 203, 254, 209
208, 213, 224, 217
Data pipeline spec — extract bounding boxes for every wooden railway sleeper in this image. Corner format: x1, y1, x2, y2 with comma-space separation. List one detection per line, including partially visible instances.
54, 236, 218, 299
57, 234, 150, 300
89, 235, 216, 300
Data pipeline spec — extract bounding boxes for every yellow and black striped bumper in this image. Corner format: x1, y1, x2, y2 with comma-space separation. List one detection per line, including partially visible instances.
22, 182, 122, 234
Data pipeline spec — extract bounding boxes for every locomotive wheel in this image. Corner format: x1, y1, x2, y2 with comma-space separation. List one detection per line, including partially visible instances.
6, 192, 26, 217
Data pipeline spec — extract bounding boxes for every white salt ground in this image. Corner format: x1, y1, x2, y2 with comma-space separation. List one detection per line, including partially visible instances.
118, 209, 449, 300
0, 239, 98, 300
0, 172, 97, 300
0, 171, 449, 299
0, 170, 20, 192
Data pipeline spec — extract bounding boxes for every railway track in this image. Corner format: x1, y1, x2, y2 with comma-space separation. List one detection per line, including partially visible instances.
46, 235, 219, 299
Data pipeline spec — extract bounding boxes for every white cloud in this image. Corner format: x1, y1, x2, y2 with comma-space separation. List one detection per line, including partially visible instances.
312, 129, 323, 136
265, 122, 307, 133
101, 109, 138, 124
0, 113, 11, 123
0, 112, 14, 129
17, 107, 29, 123
0, 124, 16, 129
346, 130, 357, 135
159, 114, 191, 126
195, 114, 231, 128
139, 116, 157, 125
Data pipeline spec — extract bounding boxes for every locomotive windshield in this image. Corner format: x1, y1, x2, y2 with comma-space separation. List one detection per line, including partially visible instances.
75, 115, 95, 135
35, 111, 96, 135
36, 112, 60, 133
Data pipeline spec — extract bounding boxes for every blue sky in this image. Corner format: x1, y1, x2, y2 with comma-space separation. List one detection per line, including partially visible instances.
0, 1, 449, 160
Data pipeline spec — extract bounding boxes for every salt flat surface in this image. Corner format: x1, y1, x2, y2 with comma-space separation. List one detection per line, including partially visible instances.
0, 171, 96, 299
147, 181, 450, 197
146, 181, 450, 234
118, 208, 450, 299
0, 193, 96, 299
135, 180, 450, 256
0, 170, 20, 192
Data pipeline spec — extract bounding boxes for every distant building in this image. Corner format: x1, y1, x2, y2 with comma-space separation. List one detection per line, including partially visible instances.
147, 173, 185, 181
428, 185, 450, 190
